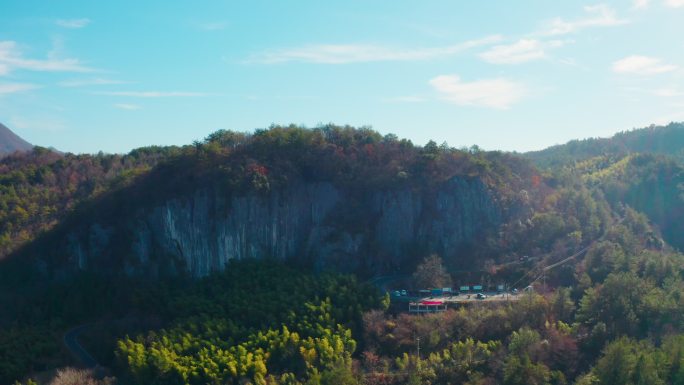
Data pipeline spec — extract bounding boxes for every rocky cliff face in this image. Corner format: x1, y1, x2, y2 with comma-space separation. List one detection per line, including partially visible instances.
57, 176, 502, 277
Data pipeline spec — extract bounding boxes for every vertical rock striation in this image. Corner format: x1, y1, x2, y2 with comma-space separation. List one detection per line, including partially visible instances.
60, 176, 502, 277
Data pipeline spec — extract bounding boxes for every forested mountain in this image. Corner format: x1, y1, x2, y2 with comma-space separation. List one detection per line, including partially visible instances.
0, 123, 33, 156
3, 125, 543, 278
526, 122, 684, 169
3, 124, 684, 385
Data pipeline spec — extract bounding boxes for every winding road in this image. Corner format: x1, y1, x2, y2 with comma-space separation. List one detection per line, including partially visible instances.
63, 324, 98, 368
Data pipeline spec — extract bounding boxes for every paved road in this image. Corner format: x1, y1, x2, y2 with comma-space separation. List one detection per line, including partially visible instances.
63, 324, 98, 368
366, 274, 410, 291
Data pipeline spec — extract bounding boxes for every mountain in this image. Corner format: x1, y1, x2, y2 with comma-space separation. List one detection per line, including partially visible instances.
523, 122, 684, 251
4, 124, 684, 385
525, 122, 684, 169
6, 126, 539, 278
5, 123, 684, 279
0, 122, 33, 155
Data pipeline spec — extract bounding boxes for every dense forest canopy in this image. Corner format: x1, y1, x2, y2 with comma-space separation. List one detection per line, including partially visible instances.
526, 122, 684, 169
3, 123, 684, 384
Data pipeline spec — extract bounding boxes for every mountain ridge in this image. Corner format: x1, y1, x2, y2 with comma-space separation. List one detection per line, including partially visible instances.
525, 121, 684, 168
0, 122, 33, 155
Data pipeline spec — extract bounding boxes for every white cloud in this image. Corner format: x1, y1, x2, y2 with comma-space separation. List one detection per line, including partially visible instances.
479, 39, 566, 64
58, 78, 128, 87
247, 35, 502, 64
543, 4, 628, 35
56, 18, 91, 29
0, 83, 40, 95
633, 0, 650, 9
429, 75, 527, 109
0, 40, 94, 75
652, 88, 684, 97
95, 91, 209, 98
613, 55, 678, 75
114, 103, 141, 110
665, 0, 684, 7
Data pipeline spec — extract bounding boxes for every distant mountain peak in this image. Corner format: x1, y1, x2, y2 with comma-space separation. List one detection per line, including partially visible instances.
0, 122, 33, 155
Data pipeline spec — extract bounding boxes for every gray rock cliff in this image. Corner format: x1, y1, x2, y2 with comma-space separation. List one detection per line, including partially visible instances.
60, 176, 502, 277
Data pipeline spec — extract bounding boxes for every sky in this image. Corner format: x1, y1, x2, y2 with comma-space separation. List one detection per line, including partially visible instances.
1, 0, 684, 154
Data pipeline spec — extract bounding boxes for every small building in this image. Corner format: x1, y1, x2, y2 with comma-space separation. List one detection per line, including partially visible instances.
431, 288, 443, 296
409, 300, 448, 313
472, 285, 483, 292
459, 285, 470, 292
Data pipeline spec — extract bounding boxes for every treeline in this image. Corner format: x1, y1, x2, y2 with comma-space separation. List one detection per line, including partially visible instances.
526, 122, 684, 169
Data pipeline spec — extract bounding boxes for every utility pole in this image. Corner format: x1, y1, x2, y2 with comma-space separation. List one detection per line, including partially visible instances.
506, 282, 509, 302
416, 337, 421, 359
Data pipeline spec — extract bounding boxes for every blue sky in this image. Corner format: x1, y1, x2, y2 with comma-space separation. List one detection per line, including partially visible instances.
1, 0, 683, 153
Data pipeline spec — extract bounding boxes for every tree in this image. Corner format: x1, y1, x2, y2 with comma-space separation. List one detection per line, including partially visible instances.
577, 272, 659, 338
503, 354, 550, 385
631, 353, 663, 385
593, 337, 636, 385
412, 255, 452, 289
550, 287, 575, 322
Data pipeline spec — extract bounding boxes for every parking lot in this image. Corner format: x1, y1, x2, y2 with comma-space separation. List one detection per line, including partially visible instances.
433, 292, 522, 304
393, 291, 525, 305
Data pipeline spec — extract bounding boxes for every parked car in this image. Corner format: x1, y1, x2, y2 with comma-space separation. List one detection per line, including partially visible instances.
476, 293, 488, 300
401, 290, 408, 296
392, 290, 401, 297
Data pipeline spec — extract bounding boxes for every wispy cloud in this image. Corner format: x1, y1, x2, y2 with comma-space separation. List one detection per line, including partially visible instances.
632, 0, 650, 9
665, 0, 684, 7
247, 35, 502, 64
0, 40, 95, 75
613, 55, 678, 75
479, 39, 566, 64
429, 75, 527, 109
94, 91, 210, 98
542, 4, 628, 35
652, 88, 684, 97
114, 103, 142, 110
56, 18, 91, 29
58, 78, 128, 87
0, 82, 40, 95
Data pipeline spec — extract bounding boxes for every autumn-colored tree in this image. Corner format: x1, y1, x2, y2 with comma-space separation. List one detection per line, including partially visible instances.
412, 254, 452, 289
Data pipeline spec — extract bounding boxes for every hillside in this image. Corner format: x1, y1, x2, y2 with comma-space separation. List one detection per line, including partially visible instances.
6, 125, 546, 278
524, 122, 684, 252
0, 123, 33, 155
3, 125, 684, 385
526, 122, 684, 169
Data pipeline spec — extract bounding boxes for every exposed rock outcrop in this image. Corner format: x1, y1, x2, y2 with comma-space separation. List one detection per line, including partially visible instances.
54, 176, 502, 277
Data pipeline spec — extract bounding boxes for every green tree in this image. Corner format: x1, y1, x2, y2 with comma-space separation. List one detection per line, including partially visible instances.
503, 354, 550, 385
593, 337, 636, 385
631, 353, 663, 385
